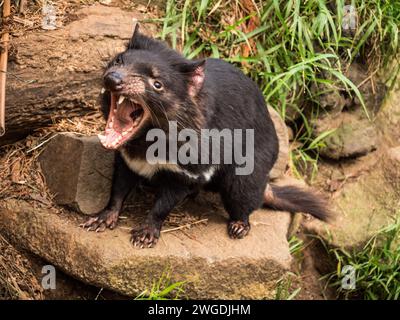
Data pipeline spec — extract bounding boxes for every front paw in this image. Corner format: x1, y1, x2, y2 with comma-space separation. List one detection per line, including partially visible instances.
80, 209, 119, 232
228, 220, 251, 239
130, 223, 161, 249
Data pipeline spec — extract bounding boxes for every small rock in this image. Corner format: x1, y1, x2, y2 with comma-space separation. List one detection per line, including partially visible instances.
304, 151, 399, 249
313, 111, 378, 160
39, 133, 115, 215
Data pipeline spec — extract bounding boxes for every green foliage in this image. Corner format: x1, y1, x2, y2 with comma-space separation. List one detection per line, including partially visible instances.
289, 235, 305, 257
144, 0, 399, 176
135, 271, 186, 300
275, 275, 302, 300
326, 219, 400, 300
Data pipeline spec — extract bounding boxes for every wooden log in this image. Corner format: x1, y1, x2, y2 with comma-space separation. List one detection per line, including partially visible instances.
0, 0, 11, 137
1, 4, 147, 146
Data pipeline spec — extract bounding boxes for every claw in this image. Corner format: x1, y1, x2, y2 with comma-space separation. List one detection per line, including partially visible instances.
80, 210, 119, 233
228, 220, 250, 239
130, 224, 160, 249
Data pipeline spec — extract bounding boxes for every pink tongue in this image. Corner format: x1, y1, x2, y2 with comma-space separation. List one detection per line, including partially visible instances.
100, 100, 135, 148
112, 101, 134, 133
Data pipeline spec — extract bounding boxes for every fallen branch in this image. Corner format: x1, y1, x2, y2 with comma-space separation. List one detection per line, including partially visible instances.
0, 0, 11, 137
13, 16, 34, 27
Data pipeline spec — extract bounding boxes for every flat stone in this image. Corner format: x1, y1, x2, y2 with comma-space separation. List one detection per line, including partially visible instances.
305, 148, 400, 248
0, 195, 292, 299
312, 111, 378, 160
39, 133, 115, 215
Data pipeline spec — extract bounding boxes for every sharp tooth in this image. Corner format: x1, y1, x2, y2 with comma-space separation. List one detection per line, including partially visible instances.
101, 88, 106, 94
98, 134, 106, 142
118, 96, 125, 105
122, 131, 128, 136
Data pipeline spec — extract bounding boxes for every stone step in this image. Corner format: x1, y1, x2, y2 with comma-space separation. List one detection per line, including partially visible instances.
0, 196, 292, 299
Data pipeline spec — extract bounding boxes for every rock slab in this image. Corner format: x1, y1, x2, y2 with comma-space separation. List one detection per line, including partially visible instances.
313, 111, 378, 160
39, 133, 115, 215
0, 198, 292, 299
305, 147, 400, 248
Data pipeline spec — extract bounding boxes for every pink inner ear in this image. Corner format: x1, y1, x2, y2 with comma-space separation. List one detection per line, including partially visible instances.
189, 66, 205, 97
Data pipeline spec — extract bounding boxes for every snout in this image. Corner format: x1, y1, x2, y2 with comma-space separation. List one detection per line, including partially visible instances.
104, 71, 124, 91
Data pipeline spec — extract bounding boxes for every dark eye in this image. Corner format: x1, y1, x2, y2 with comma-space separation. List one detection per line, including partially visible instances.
153, 80, 163, 90
114, 55, 123, 65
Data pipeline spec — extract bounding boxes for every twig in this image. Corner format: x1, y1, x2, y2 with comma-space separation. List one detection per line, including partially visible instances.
161, 218, 208, 233
118, 218, 209, 233
357, 68, 379, 89
94, 288, 104, 300
13, 16, 34, 27
0, 69, 37, 83
19, 0, 27, 14
26, 131, 88, 154
0, 0, 11, 137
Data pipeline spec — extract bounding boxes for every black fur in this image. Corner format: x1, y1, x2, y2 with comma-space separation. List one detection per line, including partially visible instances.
265, 185, 332, 221
82, 26, 332, 247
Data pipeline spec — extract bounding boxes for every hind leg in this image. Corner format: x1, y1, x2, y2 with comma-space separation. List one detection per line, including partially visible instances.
219, 173, 266, 239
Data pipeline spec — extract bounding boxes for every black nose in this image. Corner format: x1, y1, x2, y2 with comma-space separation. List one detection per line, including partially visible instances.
104, 71, 123, 91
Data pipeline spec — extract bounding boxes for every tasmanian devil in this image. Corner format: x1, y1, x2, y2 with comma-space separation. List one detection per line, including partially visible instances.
80, 25, 331, 248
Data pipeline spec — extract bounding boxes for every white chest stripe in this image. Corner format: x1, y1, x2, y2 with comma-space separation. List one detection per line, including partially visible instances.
120, 150, 216, 181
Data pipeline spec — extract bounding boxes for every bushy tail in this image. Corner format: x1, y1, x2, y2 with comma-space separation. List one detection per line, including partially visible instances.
264, 184, 332, 221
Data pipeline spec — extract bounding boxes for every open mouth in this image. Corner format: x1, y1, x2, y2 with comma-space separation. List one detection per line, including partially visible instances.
98, 93, 147, 149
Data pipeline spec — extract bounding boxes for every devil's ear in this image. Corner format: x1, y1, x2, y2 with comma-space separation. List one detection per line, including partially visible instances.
176, 60, 206, 97
128, 23, 141, 49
